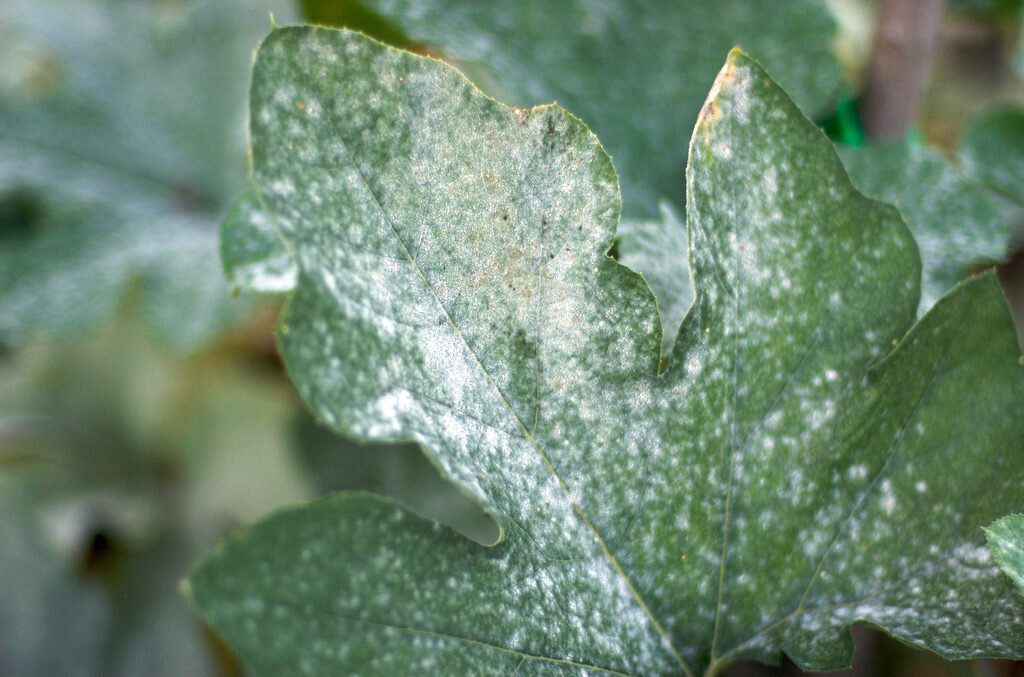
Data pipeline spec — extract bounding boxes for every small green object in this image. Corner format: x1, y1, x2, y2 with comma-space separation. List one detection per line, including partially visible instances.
616, 202, 693, 359
820, 95, 865, 147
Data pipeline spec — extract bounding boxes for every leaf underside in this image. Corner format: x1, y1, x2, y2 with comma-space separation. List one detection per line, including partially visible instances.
189, 27, 1024, 676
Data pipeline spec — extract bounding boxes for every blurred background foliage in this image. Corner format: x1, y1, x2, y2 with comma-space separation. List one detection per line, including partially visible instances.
1, 0, 1023, 675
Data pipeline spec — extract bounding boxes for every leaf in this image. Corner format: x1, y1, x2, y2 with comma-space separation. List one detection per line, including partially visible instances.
986, 514, 1024, 595
321, 0, 842, 217
0, 0, 290, 349
221, 0, 840, 289
221, 186, 298, 295
292, 417, 497, 545
958, 104, 1024, 241
0, 486, 111, 677
960, 106, 1024, 210
616, 202, 693, 359
838, 141, 1006, 313
0, 203, 244, 349
1017, 10, 1024, 82
188, 28, 1024, 675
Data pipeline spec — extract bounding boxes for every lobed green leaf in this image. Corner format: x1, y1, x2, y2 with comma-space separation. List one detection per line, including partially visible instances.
189, 27, 1024, 676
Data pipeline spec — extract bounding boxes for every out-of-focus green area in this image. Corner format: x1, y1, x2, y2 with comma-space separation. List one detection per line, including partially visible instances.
1, 0, 1023, 675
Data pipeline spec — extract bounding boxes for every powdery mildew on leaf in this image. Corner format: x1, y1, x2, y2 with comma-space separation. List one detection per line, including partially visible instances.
189, 28, 1024, 676
838, 141, 1006, 315
987, 514, 1024, 596
348, 0, 840, 217
617, 202, 694, 359
960, 107, 1024, 207
220, 186, 298, 294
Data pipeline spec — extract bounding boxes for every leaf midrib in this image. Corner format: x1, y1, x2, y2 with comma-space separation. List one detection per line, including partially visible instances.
706, 284, 950, 668
282, 37, 692, 676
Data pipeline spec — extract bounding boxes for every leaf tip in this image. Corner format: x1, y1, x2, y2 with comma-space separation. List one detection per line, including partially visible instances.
698, 47, 748, 126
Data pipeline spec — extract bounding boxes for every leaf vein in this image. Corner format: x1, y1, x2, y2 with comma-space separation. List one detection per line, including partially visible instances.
267, 598, 639, 676
301, 68, 692, 675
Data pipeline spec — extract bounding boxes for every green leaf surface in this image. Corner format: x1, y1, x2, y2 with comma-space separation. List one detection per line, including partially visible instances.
958, 106, 1024, 252
326, 0, 841, 218
838, 141, 1006, 313
189, 28, 1024, 676
221, 186, 298, 295
986, 514, 1024, 595
960, 106, 1024, 207
0, 0, 290, 349
292, 417, 497, 545
0, 204, 242, 348
1017, 10, 1024, 81
616, 203, 693, 359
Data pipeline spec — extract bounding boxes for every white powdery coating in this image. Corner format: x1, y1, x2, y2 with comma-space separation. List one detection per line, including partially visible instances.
236, 28, 1024, 676
242, 258, 298, 293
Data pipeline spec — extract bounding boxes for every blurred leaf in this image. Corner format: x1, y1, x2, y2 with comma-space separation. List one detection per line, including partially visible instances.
616, 202, 693, 359
959, 105, 1024, 246
960, 106, 1024, 206
986, 514, 1024, 595
0, 477, 225, 677
0, 487, 112, 677
309, 0, 843, 218
0, 0, 291, 349
839, 141, 1006, 313
947, 0, 1023, 15
299, 0, 419, 49
293, 417, 497, 544
0, 306, 311, 676
0, 204, 249, 349
188, 29, 1024, 675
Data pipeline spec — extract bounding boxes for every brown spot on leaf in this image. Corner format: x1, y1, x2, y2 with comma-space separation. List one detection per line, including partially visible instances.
698, 53, 737, 126
699, 100, 718, 124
